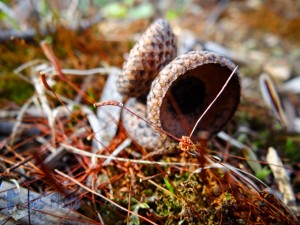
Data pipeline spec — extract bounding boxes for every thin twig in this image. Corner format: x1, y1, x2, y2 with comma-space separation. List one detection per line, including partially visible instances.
102, 138, 132, 166
32, 73, 56, 146
10, 96, 35, 146
189, 66, 238, 138
61, 143, 199, 167
94, 101, 181, 142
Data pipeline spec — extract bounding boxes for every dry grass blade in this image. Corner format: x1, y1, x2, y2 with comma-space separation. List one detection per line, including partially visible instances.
10, 96, 35, 146
266, 147, 298, 214
61, 143, 199, 167
32, 72, 56, 145
259, 73, 289, 129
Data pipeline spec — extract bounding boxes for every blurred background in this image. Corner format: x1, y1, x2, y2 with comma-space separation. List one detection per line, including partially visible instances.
1, 0, 300, 105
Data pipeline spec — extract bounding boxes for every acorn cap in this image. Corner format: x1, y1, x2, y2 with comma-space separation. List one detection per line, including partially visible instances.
147, 51, 240, 142
117, 19, 177, 97
122, 98, 172, 150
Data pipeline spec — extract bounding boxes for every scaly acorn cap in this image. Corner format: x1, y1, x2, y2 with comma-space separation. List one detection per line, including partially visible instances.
122, 97, 172, 150
147, 51, 240, 142
117, 19, 177, 97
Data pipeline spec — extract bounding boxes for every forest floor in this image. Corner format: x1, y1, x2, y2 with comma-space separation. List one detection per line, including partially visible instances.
0, 1, 300, 224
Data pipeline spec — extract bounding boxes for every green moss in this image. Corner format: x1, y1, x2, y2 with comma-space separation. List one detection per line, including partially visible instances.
284, 137, 300, 163
0, 73, 34, 105
255, 166, 271, 180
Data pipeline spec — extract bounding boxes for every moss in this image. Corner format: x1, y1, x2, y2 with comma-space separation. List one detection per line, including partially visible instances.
153, 170, 241, 225
0, 73, 34, 105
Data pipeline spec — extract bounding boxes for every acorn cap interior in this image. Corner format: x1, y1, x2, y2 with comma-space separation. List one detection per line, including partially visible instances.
159, 63, 240, 142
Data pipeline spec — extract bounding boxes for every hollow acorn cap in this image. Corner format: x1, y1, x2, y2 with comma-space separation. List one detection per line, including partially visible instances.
147, 51, 240, 142
117, 19, 177, 98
